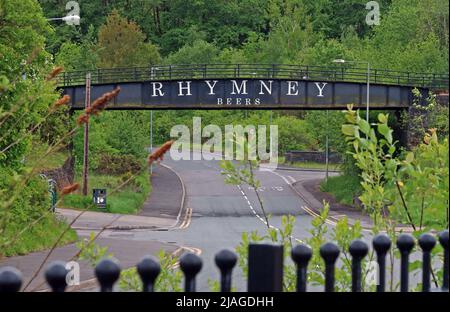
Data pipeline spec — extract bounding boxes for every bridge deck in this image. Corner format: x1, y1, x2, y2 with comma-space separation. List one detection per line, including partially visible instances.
59, 64, 449, 110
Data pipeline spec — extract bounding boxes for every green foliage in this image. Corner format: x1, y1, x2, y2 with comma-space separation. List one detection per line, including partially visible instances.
401, 88, 449, 146
320, 174, 362, 206
73, 111, 150, 171
305, 111, 347, 152
0, 171, 49, 225
119, 249, 182, 292
235, 215, 298, 291
274, 116, 316, 154
76, 232, 113, 267
54, 25, 99, 71
0, 0, 58, 169
38, 0, 448, 77
0, 215, 77, 257
342, 105, 449, 230
95, 154, 142, 175
354, 0, 448, 72
0, 0, 78, 257
305, 204, 368, 291
61, 170, 151, 214
234, 203, 369, 292
165, 40, 220, 65
97, 10, 161, 68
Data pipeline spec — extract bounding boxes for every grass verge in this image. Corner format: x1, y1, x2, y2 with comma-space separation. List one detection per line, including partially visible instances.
61, 170, 151, 214
278, 156, 341, 170
1, 216, 77, 257
320, 174, 362, 206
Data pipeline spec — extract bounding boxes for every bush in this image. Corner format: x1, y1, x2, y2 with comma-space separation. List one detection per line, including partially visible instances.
0, 168, 77, 257
95, 154, 142, 175
0, 168, 50, 225
274, 116, 316, 154
320, 174, 362, 206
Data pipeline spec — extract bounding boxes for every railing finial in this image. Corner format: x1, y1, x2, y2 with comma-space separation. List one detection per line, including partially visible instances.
180, 253, 202, 292
215, 249, 237, 292
137, 255, 161, 292
45, 261, 68, 292
372, 233, 391, 292
396, 234, 415, 292
0, 267, 22, 293
349, 239, 369, 292
95, 258, 121, 292
320, 242, 340, 292
291, 244, 312, 292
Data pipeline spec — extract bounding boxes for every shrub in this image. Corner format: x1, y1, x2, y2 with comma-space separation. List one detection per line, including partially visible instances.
95, 154, 142, 175
0, 168, 50, 225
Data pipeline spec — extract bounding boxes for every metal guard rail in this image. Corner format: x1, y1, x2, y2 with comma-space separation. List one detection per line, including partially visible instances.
58, 64, 449, 90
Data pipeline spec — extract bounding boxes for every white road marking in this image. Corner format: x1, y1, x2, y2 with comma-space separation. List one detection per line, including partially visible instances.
236, 183, 306, 244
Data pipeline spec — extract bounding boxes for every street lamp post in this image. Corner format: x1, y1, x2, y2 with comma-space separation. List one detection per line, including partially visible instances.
332, 59, 370, 123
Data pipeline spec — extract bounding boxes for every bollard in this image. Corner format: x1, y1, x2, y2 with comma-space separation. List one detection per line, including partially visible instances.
137, 256, 161, 292
319, 242, 340, 292
180, 253, 202, 292
45, 261, 68, 292
396, 234, 415, 292
291, 244, 312, 292
372, 234, 391, 292
215, 249, 237, 292
95, 258, 121, 292
349, 239, 369, 292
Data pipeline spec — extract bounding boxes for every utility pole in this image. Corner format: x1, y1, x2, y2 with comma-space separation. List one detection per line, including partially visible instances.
325, 110, 329, 182
150, 110, 153, 175
82, 73, 91, 196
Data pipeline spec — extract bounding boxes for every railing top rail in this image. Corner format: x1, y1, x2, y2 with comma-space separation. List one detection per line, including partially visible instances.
59, 64, 449, 89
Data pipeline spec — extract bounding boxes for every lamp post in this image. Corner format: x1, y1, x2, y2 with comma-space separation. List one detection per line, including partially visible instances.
332, 59, 370, 123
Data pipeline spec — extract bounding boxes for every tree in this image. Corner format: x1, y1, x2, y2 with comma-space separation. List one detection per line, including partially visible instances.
55, 25, 99, 71
242, 0, 318, 63
97, 10, 161, 68
0, 0, 76, 257
165, 40, 220, 65
0, 0, 58, 169
357, 0, 448, 72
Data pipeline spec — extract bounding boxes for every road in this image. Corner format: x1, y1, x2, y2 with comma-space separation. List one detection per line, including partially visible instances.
101, 151, 337, 291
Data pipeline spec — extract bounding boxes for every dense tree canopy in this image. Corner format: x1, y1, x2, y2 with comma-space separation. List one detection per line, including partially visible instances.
39, 0, 448, 74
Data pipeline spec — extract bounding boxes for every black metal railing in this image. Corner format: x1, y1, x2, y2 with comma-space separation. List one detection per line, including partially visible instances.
58, 64, 449, 89
0, 231, 448, 292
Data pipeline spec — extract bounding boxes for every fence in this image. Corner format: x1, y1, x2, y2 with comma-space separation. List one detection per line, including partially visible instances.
0, 231, 448, 293
57, 64, 449, 90
284, 151, 342, 164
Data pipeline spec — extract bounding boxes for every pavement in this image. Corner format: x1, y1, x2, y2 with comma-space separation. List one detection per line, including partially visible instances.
139, 164, 184, 220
